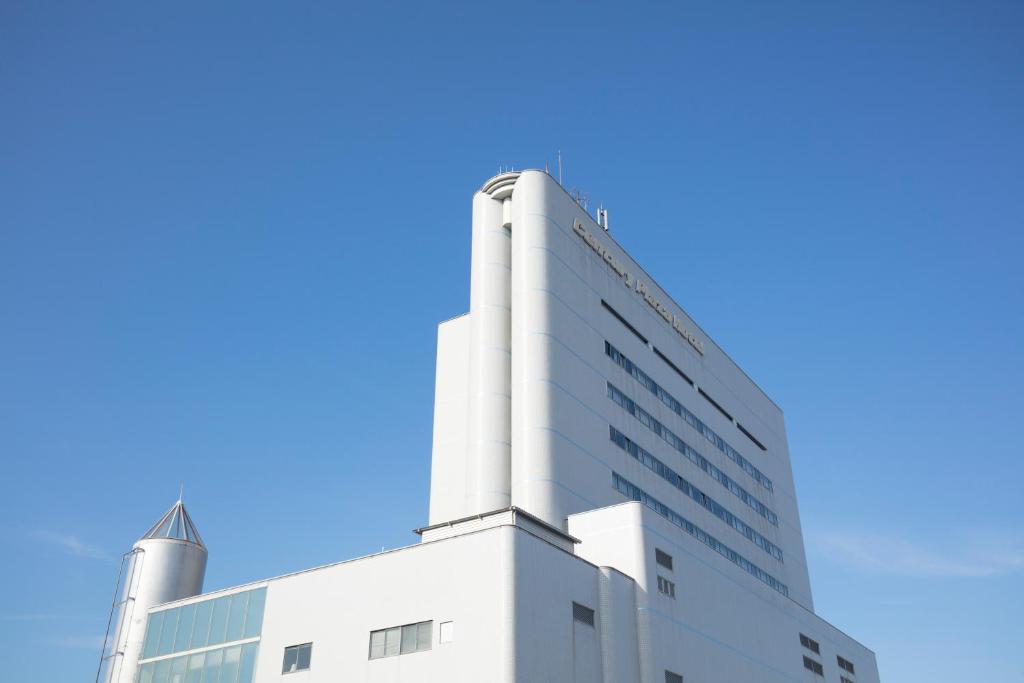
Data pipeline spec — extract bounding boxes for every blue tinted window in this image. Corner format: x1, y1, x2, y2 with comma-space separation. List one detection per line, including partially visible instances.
208, 596, 230, 646
184, 652, 204, 683
142, 610, 164, 660
190, 599, 212, 649
243, 588, 266, 638
238, 642, 259, 683
157, 608, 179, 656
225, 592, 248, 642
173, 603, 196, 653
220, 645, 242, 683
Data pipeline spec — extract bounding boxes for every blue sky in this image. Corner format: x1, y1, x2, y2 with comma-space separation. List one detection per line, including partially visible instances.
2, 1, 1022, 680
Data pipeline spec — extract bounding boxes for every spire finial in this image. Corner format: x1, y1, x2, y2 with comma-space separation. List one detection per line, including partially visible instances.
178, 483, 184, 503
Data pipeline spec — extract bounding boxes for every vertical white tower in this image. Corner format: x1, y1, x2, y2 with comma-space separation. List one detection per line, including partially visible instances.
466, 172, 519, 513
96, 500, 208, 683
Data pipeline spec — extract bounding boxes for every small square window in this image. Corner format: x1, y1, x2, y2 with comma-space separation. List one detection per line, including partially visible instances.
439, 621, 454, 644
282, 643, 312, 674
655, 549, 674, 571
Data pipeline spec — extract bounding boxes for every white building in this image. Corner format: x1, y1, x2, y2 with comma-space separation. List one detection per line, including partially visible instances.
97, 170, 880, 683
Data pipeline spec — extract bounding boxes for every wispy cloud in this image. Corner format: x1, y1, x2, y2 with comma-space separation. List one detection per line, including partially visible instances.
52, 634, 106, 649
0, 614, 92, 622
33, 531, 111, 561
810, 530, 1024, 578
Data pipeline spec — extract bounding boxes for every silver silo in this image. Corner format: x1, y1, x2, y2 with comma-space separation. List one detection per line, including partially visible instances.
96, 499, 208, 683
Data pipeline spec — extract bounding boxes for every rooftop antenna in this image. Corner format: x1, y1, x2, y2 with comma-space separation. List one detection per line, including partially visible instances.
557, 150, 563, 186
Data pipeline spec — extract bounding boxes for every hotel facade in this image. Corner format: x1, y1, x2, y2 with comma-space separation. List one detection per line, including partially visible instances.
97, 170, 880, 683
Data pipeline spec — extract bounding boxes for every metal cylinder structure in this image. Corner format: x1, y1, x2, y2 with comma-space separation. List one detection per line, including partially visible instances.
97, 500, 207, 683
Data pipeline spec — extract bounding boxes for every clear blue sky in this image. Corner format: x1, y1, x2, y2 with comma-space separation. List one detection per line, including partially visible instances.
2, 1, 1021, 680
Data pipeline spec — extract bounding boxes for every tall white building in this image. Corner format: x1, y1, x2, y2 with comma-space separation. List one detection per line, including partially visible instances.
98, 170, 880, 683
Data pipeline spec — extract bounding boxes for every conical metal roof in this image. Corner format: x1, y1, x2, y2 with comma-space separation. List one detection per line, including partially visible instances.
140, 499, 205, 547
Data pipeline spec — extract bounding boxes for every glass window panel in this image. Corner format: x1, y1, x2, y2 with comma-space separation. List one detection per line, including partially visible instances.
238, 643, 259, 683
225, 592, 248, 642
153, 658, 172, 683
203, 647, 224, 683
439, 621, 454, 644
296, 643, 312, 670
170, 655, 187, 683
400, 624, 418, 654
369, 630, 385, 660
242, 588, 266, 638
142, 611, 165, 660
185, 653, 205, 683
173, 604, 196, 653
158, 608, 180, 656
220, 646, 242, 683
282, 646, 299, 673
190, 599, 213, 650
383, 627, 400, 656
208, 596, 230, 646
416, 621, 432, 652
138, 663, 155, 683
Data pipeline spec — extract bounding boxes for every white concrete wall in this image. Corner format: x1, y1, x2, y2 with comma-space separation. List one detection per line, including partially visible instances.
428, 313, 471, 524
569, 502, 879, 683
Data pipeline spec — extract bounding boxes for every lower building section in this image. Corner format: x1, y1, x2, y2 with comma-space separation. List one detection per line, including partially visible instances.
132, 506, 878, 683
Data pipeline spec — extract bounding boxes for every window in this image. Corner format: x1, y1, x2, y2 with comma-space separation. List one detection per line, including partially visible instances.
612, 472, 789, 597
842, 677, 855, 683
799, 633, 820, 655
439, 621, 454, 644
610, 423, 776, 532
803, 656, 824, 676
610, 426, 784, 561
136, 642, 258, 683
655, 548, 674, 571
368, 621, 432, 660
837, 656, 856, 674
736, 422, 767, 451
140, 587, 268, 661
602, 300, 648, 344
665, 671, 683, 683
604, 355, 774, 495
653, 347, 693, 386
281, 643, 312, 674
657, 576, 676, 599
698, 387, 733, 422
572, 602, 595, 627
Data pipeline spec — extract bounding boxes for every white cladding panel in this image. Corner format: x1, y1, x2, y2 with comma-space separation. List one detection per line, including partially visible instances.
428, 313, 472, 524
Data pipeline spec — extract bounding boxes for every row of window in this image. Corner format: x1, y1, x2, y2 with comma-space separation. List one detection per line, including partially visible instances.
369, 620, 435, 660
804, 656, 824, 676
612, 472, 789, 596
607, 383, 778, 525
141, 588, 266, 661
601, 302, 769, 456
657, 575, 676, 598
606, 342, 773, 492
137, 642, 258, 683
665, 671, 683, 683
799, 634, 857, 678
800, 632, 821, 654
610, 427, 783, 561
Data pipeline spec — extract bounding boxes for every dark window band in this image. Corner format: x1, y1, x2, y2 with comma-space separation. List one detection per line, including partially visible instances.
601, 300, 648, 345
